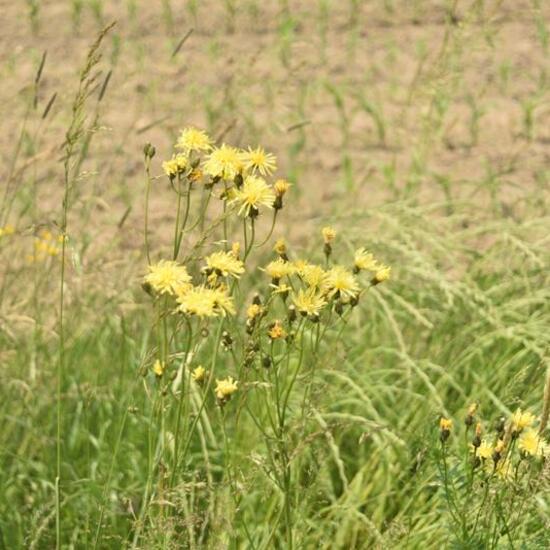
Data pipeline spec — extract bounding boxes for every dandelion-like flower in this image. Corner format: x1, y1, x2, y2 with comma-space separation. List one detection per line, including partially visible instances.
322, 226, 336, 244
518, 428, 545, 457
215, 376, 238, 403
144, 260, 192, 296
162, 154, 189, 178
153, 359, 165, 377
232, 175, 276, 217
511, 408, 536, 433
354, 248, 378, 272
268, 320, 287, 340
177, 285, 235, 317
204, 144, 243, 180
262, 258, 295, 282
292, 288, 326, 317
372, 265, 391, 285
241, 146, 277, 176
274, 179, 291, 196
247, 303, 263, 320
295, 261, 326, 289
204, 251, 245, 279
191, 365, 206, 384
175, 127, 212, 153
476, 440, 493, 460
324, 265, 360, 300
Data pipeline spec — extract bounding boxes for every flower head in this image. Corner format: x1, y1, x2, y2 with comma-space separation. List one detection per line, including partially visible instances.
324, 265, 360, 300
247, 303, 263, 320
153, 359, 165, 377
322, 226, 336, 244
144, 260, 192, 296
476, 440, 493, 460
295, 261, 326, 289
177, 285, 235, 317
241, 146, 277, 176
511, 408, 536, 433
274, 179, 291, 196
268, 320, 287, 340
262, 258, 295, 281
175, 127, 212, 153
162, 153, 189, 178
204, 251, 245, 279
439, 417, 453, 432
191, 365, 206, 384
518, 428, 545, 457
215, 376, 238, 403
292, 288, 326, 317
232, 175, 276, 217
372, 265, 391, 285
354, 248, 378, 272
204, 144, 243, 180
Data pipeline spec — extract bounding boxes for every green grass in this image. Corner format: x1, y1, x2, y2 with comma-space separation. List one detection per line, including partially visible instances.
1, 1, 549, 548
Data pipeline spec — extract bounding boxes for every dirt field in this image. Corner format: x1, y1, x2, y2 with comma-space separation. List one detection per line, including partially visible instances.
2, 1, 548, 253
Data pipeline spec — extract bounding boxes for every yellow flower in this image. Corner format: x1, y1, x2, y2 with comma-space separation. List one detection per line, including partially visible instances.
247, 303, 263, 320
231, 242, 241, 258
292, 288, 326, 317
191, 365, 206, 383
295, 261, 326, 289
274, 179, 291, 196
241, 146, 277, 176
153, 359, 165, 377
323, 266, 360, 300
262, 258, 295, 281
322, 226, 336, 244
215, 376, 238, 402
439, 417, 453, 432
177, 285, 235, 317
175, 127, 212, 153
518, 428, 545, 457
354, 248, 378, 272
162, 154, 188, 177
268, 320, 287, 340
204, 251, 245, 279
203, 144, 243, 180
0, 224, 15, 237
274, 238, 287, 256
372, 265, 391, 284
232, 175, 276, 217
493, 458, 513, 481
144, 260, 192, 296
476, 440, 493, 460
511, 408, 536, 433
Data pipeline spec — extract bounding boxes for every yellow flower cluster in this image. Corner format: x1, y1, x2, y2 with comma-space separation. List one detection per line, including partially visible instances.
161, 126, 287, 219
259, 232, 391, 320
28, 229, 66, 263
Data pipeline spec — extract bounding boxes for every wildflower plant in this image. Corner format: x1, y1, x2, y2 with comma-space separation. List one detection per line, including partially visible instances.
435, 403, 550, 548
137, 127, 391, 547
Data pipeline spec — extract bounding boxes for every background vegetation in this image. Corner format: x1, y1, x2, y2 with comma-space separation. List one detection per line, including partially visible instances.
1, 1, 549, 548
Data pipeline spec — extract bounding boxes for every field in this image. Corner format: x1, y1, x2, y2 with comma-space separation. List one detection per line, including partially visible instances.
1, 1, 549, 548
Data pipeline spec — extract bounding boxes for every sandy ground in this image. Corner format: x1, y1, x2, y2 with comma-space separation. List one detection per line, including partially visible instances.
1, 0, 549, 256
